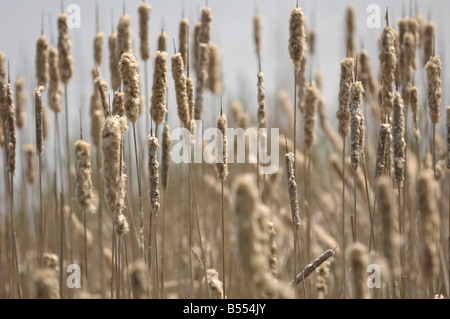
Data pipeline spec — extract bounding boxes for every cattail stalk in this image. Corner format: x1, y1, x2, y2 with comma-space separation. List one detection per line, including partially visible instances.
348, 242, 370, 299
138, 2, 151, 61
379, 18, 396, 117
158, 30, 167, 52
14, 77, 26, 129
179, 18, 189, 70
290, 249, 335, 286
150, 51, 168, 126
109, 33, 121, 92
116, 14, 132, 61
172, 53, 191, 131
36, 34, 49, 87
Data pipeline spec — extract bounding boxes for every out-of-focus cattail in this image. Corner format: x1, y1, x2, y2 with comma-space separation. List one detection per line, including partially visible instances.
308, 28, 316, 56
42, 102, 50, 141
346, 4, 356, 57
0, 52, 6, 121
75, 139, 96, 214
35, 86, 45, 156
288, 7, 306, 71
43, 253, 59, 271
296, 54, 307, 113
0, 125, 4, 148
425, 55, 442, 124
377, 176, 400, 280
304, 81, 319, 152
379, 23, 396, 115
179, 18, 189, 69
254, 14, 262, 60
150, 51, 168, 125
33, 268, 60, 299
120, 52, 141, 124
94, 74, 109, 118
186, 76, 195, 128
194, 43, 209, 120
422, 22, 435, 66
278, 89, 294, 129
410, 86, 419, 139
318, 96, 343, 154
230, 100, 250, 129
257, 72, 266, 128
193, 21, 201, 73
291, 249, 335, 286
199, 7, 212, 44
89, 72, 103, 147
267, 220, 278, 278
360, 50, 378, 99
416, 169, 440, 281
393, 92, 406, 188
112, 90, 124, 117
129, 260, 147, 299
349, 81, 364, 171
94, 32, 104, 66
374, 123, 391, 178
171, 53, 191, 131
15, 77, 26, 129
48, 47, 63, 113
402, 32, 415, 106
336, 57, 354, 138
109, 33, 121, 92
397, 18, 408, 86
347, 242, 370, 299
24, 144, 36, 184
57, 13, 73, 85
157, 30, 167, 52
447, 106, 450, 170
284, 153, 300, 229
148, 134, 160, 215
101, 115, 128, 213
138, 2, 151, 61
116, 14, 132, 60
36, 34, 49, 87
204, 269, 224, 299
161, 121, 172, 191
208, 43, 223, 95
215, 112, 228, 181
316, 259, 331, 299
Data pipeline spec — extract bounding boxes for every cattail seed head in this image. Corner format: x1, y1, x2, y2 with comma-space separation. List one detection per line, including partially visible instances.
349, 81, 364, 171
257, 72, 266, 128
393, 92, 406, 188
288, 7, 306, 71
410, 86, 419, 139
425, 55, 442, 124
254, 14, 262, 59
120, 52, 141, 124
75, 139, 96, 214
193, 21, 201, 74
48, 47, 63, 113
33, 268, 60, 299
337, 57, 354, 138
36, 34, 49, 87
346, 4, 356, 58
138, 2, 151, 61
359, 50, 378, 98
379, 25, 397, 115
43, 253, 59, 271
116, 14, 132, 60
109, 33, 121, 92
348, 242, 370, 299
199, 7, 212, 44
186, 76, 195, 130
205, 269, 224, 299
208, 43, 223, 95
94, 32, 104, 66
215, 113, 228, 181
0, 52, 6, 121
402, 32, 415, 106
172, 53, 191, 131
179, 18, 189, 69
14, 77, 26, 129
150, 51, 168, 125
129, 260, 147, 299
34, 86, 45, 157
148, 134, 160, 215
304, 81, 319, 152
161, 121, 172, 191
112, 90, 124, 117
115, 213, 129, 236
89, 86, 103, 148
42, 101, 50, 141
284, 152, 300, 229
24, 144, 36, 184
94, 74, 110, 118
307, 28, 316, 56
57, 13, 73, 85
374, 123, 391, 179
157, 31, 167, 52
194, 43, 209, 120
423, 22, 435, 66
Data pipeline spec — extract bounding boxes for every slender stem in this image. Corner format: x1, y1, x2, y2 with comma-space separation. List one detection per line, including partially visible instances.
432, 124, 436, 178
96, 147, 105, 298
132, 124, 144, 258
188, 162, 193, 298
161, 190, 166, 298
293, 228, 297, 299
83, 210, 88, 291
397, 185, 403, 298
362, 161, 374, 245
124, 235, 131, 299
354, 170, 357, 243
295, 228, 308, 298
39, 154, 44, 262
341, 137, 346, 298
221, 180, 225, 299
117, 235, 121, 299
153, 198, 160, 299
293, 70, 297, 173
59, 192, 64, 299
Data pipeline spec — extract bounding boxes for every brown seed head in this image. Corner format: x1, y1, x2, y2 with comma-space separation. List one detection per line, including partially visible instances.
120, 52, 141, 123
150, 51, 168, 125
138, 2, 151, 61
36, 34, 49, 87
57, 13, 73, 84
425, 55, 442, 124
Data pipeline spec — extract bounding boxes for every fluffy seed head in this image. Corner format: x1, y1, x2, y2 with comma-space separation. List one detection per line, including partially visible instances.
393, 92, 406, 188
161, 121, 172, 191
374, 123, 391, 178
36, 34, 49, 87
48, 47, 63, 113
138, 3, 151, 61
35, 86, 45, 156
148, 134, 160, 215
347, 242, 370, 299
304, 81, 319, 152
112, 90, 124, 117
336, 57, 354, 138
186, 76, 195, 130
120, 52, 141, 123
410, 86, 419, 138
75, 139, 96, 214
425, 55, 442, 124
349, 81, 364, 171
215, 113, 228, 181
379, 25, 397, 115
199, 7, 212, 44
359, 50, 378, 98
14, 77, 26, 129
171, 53, 191, 131
116, 14, 132, 60
194, 43, 209, 120
179, 18, 189, 69
94, 74, 110, 118
284, 152, 300, 229
94, 32, 104, 65
157, 31, 167, 52
204, 269, 224, 299
57, 13, 73, 84
288, 7, 306, 71
24, 143, 36, 184
109, 33, 121, 91
150, 51, 168, 125
257, 72, 266, 128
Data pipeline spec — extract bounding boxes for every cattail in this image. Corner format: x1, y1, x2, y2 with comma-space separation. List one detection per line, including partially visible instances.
316, 259, 331, 299
215, 112, 228, 181
284, 153, 300, 229
112, 90, 124, 117
94, 32, 104, 66
186, 76, 195, 128
296, 55, 307, 113
171, 53, 191, 131
101, 115, 128, 213
230, 100, 250, 129
425, 55, 442, 124
336, 57, 354, 138
33, 268, 60, 299
377, 176, 400, 280
291, 249, 335, 286
194, 43, 209, 120
42, 102, 50, 141
447, 106, 450, 170
308, 28, 316, 56
346, 4, 356, 57
36, 34, 49, 87
257, 72, 266, 128
116, 213, 129, 236
349, 81, 364, 171
148, 134, 160, 215
347, 242, 370, 299
14, 77, 26, 129
48, 47, 62, 113
318, 96, 343, 154
89, 78, 103, 147
402, 32, 415, 106
379, 24, 397, 115
138, 2, 151, 61
304, 81, 319, 152
410, 86, 419, 139
43, 253, 59, 271
278, 89, 294, 129
24, 144, 36, 184
150, 51, 168, 125
374, 123, 391, 178
179, 18, 189, 69
109, 33, 121, 92
157, 31, 167, 52
423, 22, 435, 66
254, 14, 262, 59
360, 49, 378, 98
161, 121, 172, 191
75, 139, 96, 214
288, 7, 306, 71
416, 169, 440, 281
120, 52, 141, 124
129, 260, 147, 299
193, 21, 201, 73
267, 220, 277, 278
116, 14, 132, 60
204, 269, 224, 299
208, 43, 223, 95
3, 81, 16, 175
393, 92, 406, 188
0, 51, 6, 120
94, 74, 109, 118
199, 7, 212, 44
397, 18, 408, 86
57, 13, 73, 85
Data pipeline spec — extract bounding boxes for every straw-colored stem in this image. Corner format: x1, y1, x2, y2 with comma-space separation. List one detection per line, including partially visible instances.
152, 196, 160, 299
96, 147, 104, 298
432, 124, 436, 178
221, 180, 225, 299
353, 171, 357, 243
132, 124, 144, 258
59, 193, 64, 299
83, 210, 88, 290
161, 189, 166, 298
342, 137, 346, 298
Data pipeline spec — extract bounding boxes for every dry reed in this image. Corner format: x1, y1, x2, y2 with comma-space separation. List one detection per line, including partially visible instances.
57, 13, 73, 85
158, 30, 167, 52
33, 268, 59, 299
116, 14, 132, 60
208, 43, 223, 95
288, 7, 306, 71
254, 14, 262, 60
215, 112, 228, 181
346, 4, 356, 57
120, 52, 141, 124
150, 51, 168, 125
24, 144, 36, 184
48, 47, 63, 113
171, 53, 190, 131
425, 55, 442, 124
14, 78, 25, 129
129, 260, 147, 299
337, 57, 354, 138
374, 123, 391, 178
109, 33, 121, 92
35, 34, 48, 87
393, 92, 406, 188
75, 139, 96, 214
349, 81, 364, 172
291, 249, 335, 286
194, 43, 209, 120
4, 81, 17, 174
34, 86, 44, 157
304, 81, 319, 152
379, 23, 396, 116
422, 22, 435, 66
179, 18, 189, 69
347, 242, 370, 299
161, 121, 172, 191
94, 32, 104, 66
138, 2, 151, 61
